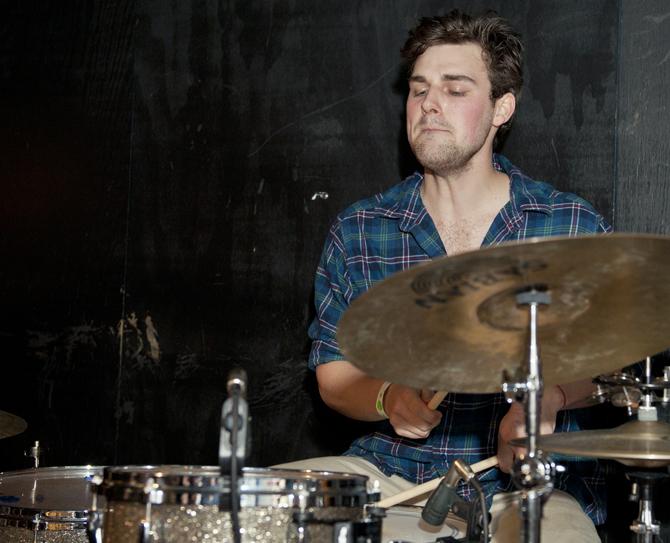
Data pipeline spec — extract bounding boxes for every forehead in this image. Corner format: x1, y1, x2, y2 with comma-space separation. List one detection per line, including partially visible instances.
411, 42, 489, 81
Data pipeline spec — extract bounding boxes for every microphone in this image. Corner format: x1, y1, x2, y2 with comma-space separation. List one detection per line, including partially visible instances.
219, 368, 250, 474
421, 459, 475, 526
219, 368, 249, 543
227, 368, 247, 396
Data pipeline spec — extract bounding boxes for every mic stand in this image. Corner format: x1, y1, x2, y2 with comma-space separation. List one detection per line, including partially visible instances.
503, 288, 556, 543
422, 459, 488, 542
220, 369, 249, 543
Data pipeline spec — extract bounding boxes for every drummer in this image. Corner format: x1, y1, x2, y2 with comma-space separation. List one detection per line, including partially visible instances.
280, 9, 610, 543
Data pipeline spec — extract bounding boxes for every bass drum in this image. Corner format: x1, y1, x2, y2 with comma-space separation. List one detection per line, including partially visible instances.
94, 465, 381, 542
0, 466, 103, 543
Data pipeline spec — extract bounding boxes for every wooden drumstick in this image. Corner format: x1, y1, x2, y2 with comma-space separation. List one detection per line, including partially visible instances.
427, 390, 448, 410
374, 455, 499, 509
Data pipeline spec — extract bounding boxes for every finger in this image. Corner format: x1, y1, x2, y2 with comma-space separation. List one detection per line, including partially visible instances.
391, 414, 437, 437
394, 425, 431, 439
398, 397, 442, 427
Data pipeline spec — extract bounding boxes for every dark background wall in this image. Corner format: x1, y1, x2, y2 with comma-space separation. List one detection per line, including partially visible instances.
1, 0, 669, 532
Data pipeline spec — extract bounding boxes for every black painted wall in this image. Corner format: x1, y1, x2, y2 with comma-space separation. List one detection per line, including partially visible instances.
2, 4, 669, 530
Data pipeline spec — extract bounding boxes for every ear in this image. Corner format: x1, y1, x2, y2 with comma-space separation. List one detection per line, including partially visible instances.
492, 92, 516, 128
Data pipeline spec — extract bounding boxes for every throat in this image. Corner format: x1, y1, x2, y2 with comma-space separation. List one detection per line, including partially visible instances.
420, 171, 511, 255
432, 213, 496, 255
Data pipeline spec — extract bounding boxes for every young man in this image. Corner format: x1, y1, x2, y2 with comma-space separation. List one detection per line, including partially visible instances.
282, 10, 610, 542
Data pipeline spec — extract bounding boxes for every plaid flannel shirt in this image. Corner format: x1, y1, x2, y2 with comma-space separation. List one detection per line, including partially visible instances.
308, 154, 613, 523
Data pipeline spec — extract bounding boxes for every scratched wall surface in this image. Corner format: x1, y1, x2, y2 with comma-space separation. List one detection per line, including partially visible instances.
0, 0, 656, 490
616, 1, 670, 233
0, 0, 135, 467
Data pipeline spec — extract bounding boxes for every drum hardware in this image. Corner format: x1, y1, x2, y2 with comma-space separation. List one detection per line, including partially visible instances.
24, 440, 43, 468
421, 459, 489, 543
500, 288, 555, 543
662, 367, 670, 404
594, 358, 670, 419
0, 410, 27, 439
291, 510, 313, 542
219, 367, 250, 543
87, 506, 103, 543
626, 471, 668, 543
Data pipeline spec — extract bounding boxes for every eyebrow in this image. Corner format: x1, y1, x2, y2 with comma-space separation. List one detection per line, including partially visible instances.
409, 74, 477, 84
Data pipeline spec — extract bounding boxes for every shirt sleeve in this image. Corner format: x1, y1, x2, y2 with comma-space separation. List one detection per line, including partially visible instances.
307, 219, 355, 370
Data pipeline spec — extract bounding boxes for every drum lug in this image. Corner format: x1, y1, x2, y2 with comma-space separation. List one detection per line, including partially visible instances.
291, 511, 314, 542
87, 510, 103, 543
138, 520, 153, 543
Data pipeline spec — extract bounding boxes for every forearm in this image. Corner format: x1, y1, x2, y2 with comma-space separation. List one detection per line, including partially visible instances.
315, 360, 387, 421
315, 360, 442, 439
548, 378, 597, 411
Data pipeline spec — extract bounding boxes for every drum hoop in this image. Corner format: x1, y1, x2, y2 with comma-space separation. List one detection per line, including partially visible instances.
99, 466, 367, 490
0, 466, 102, 479
98, 466, 369, 507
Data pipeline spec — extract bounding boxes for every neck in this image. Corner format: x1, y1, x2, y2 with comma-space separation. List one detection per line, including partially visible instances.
420, 152, 508, 216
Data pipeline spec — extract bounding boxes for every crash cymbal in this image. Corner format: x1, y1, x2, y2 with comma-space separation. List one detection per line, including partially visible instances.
510, 420, 670, 468
0, 410, 27, 439
338, 234, 670, 393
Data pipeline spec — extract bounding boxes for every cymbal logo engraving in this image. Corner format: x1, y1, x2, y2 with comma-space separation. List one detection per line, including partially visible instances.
412, 259, 547, 308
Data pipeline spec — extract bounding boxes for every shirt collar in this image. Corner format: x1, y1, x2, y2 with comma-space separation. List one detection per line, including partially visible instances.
389, 154, 553, 234
373, 173, 427, 233
494, 154, 553, 216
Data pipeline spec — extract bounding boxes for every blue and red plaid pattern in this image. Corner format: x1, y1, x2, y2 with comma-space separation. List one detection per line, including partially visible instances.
308, 154, 613, 523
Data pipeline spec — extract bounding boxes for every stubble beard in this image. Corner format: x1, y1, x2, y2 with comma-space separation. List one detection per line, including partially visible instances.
410, 113, 494, 176
412, 136, 475, 176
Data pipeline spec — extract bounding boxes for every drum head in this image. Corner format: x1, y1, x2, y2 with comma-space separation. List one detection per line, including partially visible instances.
0, 466, 102, 512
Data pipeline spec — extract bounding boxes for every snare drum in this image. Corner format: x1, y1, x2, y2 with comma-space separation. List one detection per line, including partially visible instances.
94, 465, 381, 542
0, 466, 102, 543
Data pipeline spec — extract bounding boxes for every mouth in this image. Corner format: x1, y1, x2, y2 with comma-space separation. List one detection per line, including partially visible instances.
418, 125, 450, 136
417, 120, 450, 132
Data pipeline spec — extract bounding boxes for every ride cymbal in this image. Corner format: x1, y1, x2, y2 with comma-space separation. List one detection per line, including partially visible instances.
338, 234, 670, 393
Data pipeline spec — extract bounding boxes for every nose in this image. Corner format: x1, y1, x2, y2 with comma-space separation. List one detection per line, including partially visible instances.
420, 86, 441, 115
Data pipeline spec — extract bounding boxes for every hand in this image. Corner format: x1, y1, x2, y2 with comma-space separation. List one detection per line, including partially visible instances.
384, 384, 442, 439
497, 385, 564, 473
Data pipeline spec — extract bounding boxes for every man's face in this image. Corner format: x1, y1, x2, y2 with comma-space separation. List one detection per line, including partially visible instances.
406, 42, 497, 175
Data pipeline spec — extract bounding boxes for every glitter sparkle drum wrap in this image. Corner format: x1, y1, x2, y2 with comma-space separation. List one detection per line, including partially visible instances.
96, 466, 375, 542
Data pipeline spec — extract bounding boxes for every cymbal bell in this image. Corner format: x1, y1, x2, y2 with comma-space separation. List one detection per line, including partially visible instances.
338, 234, 670, 393
0, 410, 27, 439
510, 420, 670, 468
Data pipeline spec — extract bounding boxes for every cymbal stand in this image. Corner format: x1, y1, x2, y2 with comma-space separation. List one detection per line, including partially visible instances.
626, 471, 668, 543
638, 357, 658, 423
503, 289, 556, 543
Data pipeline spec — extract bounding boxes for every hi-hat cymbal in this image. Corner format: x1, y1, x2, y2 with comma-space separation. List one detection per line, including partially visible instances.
511, 420, 670, 468
338, 234, 670, 393
0, 410, 27, 439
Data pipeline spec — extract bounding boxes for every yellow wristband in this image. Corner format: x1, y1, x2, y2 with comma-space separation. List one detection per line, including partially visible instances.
375, 381, 392, 419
